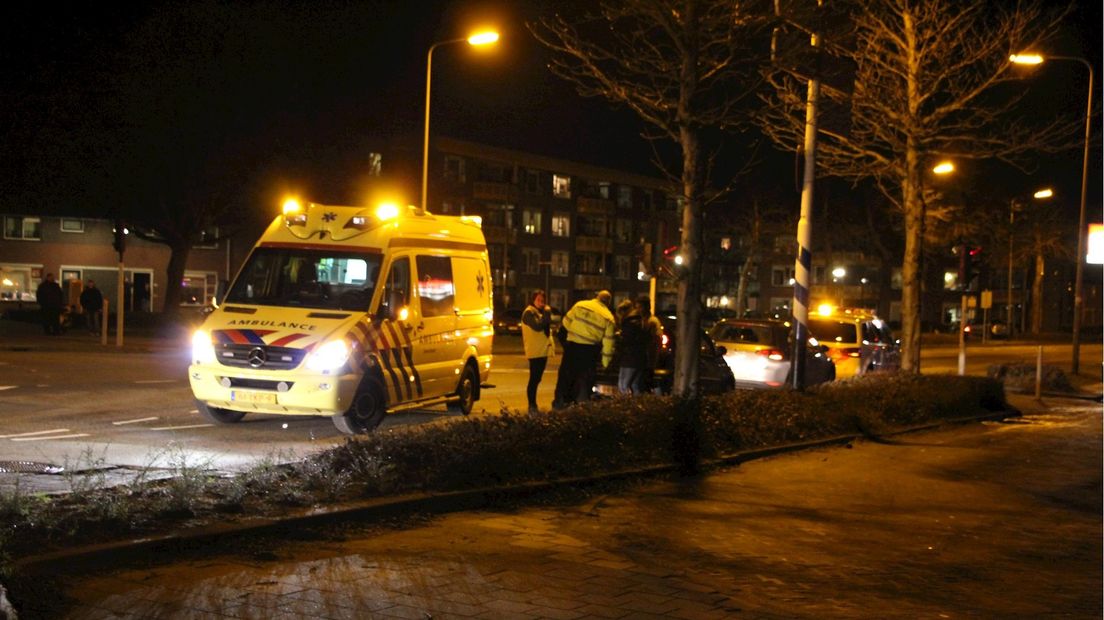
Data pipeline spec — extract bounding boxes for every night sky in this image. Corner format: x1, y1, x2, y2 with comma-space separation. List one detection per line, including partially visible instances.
0, 0, 1099, 226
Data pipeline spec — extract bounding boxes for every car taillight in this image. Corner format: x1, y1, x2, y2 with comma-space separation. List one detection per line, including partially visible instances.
755, 348, 785, 361
830, 347, 861, 362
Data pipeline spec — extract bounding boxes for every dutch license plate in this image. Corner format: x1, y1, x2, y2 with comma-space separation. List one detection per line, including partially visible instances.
230, 390, 277, 404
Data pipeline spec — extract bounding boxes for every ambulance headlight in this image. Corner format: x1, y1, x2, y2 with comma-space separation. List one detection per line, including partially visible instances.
305, 340, 350, 372
192, 330, 217, 364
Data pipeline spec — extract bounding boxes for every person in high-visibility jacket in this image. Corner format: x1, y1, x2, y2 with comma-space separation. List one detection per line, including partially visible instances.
553, 290, 615, 408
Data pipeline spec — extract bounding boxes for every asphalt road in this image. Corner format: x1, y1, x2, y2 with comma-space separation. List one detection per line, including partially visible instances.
0, 331, 1099, 494
42, 396, 1103, 619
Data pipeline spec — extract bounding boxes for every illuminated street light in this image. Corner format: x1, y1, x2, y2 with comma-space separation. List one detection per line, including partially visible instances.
831, 267, 846, 280
932, 161, 955, 175
421, 30, 500, 215
1011, 51, 1094, 373
1033, 188, 1053, 199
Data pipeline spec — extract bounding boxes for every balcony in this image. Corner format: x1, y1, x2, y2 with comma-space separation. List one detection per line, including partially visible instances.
575, 235, 613, 253
574, 274, 613, 290
473, 182, 518, 202
577, 196, 613, 215
483, 227, 518, 245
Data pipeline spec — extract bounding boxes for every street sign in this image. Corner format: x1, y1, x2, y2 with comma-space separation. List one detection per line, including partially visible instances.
980, 290, 992, 309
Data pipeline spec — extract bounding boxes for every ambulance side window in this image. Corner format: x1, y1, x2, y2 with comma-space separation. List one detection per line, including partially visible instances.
379, 257, 410, 320
416, 255, 455, 317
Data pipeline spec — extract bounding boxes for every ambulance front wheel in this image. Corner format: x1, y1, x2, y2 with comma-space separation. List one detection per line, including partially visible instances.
333, 375, 387, 435
195, 400, 246, 424
447, 364, 478, 416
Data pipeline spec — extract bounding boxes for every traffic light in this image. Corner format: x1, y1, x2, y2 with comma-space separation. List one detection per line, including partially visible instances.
955, 244, 982, 291
112, 220, 127, 255
966, 246, 983, 291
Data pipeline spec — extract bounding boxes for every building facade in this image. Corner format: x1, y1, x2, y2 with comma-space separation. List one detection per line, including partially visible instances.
1, 214, 230, 315
429, 137, 681, 313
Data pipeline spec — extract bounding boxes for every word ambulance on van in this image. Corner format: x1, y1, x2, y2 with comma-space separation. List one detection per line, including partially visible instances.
188, 200, 493, 434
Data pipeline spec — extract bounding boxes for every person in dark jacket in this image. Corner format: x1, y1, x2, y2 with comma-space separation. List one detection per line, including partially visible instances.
35, 273, 64, 335
79, 280, 104, 335
617, 296, 663, 395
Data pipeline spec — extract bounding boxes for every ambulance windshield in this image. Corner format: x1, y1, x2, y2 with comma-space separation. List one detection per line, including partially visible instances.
226, 247, 383, 311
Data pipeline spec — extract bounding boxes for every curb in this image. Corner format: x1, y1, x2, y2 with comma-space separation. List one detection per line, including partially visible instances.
11, 407, 1019, 578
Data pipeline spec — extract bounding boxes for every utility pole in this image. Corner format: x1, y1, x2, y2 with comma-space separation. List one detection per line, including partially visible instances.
112, 221, 127, 347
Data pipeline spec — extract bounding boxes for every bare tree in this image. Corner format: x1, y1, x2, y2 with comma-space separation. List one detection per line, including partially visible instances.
1016, 209, 1072, 334
531, 0, 765, 395
758, 0, 1075, 371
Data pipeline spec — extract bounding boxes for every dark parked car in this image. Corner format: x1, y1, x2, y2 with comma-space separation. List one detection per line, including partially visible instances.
594, 316, 736, 396
493, 308, 523, 335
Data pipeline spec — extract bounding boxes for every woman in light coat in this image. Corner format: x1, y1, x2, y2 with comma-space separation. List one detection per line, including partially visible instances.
521, 289, 553, 414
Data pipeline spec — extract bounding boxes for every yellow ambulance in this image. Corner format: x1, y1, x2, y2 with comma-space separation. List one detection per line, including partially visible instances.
188, 200, 494, 434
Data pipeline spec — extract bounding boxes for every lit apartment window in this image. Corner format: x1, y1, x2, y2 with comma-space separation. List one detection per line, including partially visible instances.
552, 174, 571, 198
551, 213, 571, 237
720, 237, 731, 251
771, 265, 795, 286
60, 219, 85, 233
3, 216, 41, 240
522, 248, 541, 274
551, 251, 570, 276
599, 182, 611, 199
522, 209, 542, 235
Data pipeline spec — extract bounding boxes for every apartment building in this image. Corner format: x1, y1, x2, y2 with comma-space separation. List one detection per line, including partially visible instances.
430, 137, 681, 312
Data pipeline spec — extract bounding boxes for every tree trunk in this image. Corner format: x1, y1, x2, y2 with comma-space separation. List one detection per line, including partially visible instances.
160, 241, 191, 318
1030, 252, 1045, 334
899, 149, 923, 372
735, 255, 752, 315
674, 123, 703, 397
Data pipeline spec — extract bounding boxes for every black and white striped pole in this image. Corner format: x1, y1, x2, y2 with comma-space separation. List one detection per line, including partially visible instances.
790, 14, 821, 391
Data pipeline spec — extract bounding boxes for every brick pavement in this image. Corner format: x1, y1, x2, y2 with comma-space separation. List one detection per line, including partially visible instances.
32, 396, 1103, 619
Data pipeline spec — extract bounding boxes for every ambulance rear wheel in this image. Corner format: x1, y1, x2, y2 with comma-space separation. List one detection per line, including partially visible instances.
196, 400, 246, 424
333, 376, 387, 435
447, 365, 478, 416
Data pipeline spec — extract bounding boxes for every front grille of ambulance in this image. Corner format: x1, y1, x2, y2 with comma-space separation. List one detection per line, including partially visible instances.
215, 344, 307, 370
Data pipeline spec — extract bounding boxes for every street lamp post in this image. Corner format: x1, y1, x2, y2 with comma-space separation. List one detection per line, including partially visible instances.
421, 31, 499, 215
1010, 53, 1094, 374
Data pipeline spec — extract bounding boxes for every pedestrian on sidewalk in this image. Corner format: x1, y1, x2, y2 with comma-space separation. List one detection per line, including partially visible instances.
553, 290, 615, 409
521, 289, 553, 415
79, 279, 104, 335
35, 273, 63, 335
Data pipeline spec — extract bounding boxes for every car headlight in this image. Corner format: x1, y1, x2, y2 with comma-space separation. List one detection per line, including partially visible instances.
192, 330, 216, 364
305, 339, 350, 372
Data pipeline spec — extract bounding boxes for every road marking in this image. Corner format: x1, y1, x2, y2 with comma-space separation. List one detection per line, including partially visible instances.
0, 386, 16, 391
134, 380, 178, 384
11, 434, 91, 442
112, 416, 160, 426
188, 409, 198, 414
149, 424, 214, 431
0, 429, 71, 439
